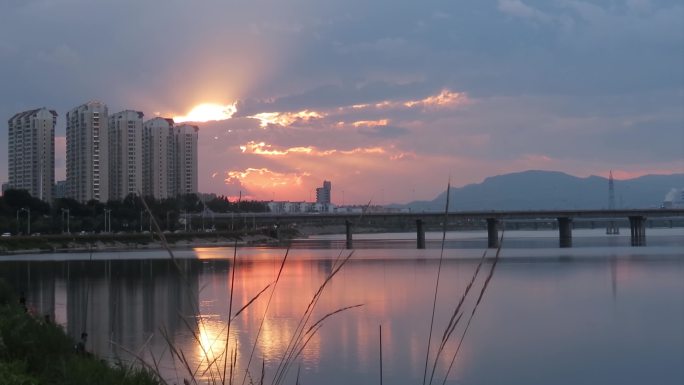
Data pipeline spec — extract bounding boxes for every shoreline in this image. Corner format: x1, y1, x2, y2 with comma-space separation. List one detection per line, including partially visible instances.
0, 233, 281, 256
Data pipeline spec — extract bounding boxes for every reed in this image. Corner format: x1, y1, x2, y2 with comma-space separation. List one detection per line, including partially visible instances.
135, 195, 361, 385
120, 190, 501, 385
420, 182, 505, 385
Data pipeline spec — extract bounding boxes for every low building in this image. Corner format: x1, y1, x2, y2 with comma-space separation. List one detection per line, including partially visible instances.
268, 201, 336, 214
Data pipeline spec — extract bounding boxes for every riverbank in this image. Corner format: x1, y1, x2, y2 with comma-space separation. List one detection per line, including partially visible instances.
0, 229, 291, 256
0, 279, 161, 385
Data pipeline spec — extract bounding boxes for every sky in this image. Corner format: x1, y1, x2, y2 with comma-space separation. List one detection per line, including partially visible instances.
1, 0, 682, 204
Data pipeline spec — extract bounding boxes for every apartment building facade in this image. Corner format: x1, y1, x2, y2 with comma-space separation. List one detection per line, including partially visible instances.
108, 110, 144, 200
142, 117, 176, 199
66, 101, 109, 202
175, 124, 199, 196
7, 108, 57, 201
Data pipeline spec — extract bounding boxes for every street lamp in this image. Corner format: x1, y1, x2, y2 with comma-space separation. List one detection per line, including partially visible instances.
180, 210, 187, 232
17, 208, 30, 235
61, 208, 70, 234
104, 209, 112, 233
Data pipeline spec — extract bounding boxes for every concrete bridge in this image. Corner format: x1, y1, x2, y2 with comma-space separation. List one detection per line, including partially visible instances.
210, 209, 684, 249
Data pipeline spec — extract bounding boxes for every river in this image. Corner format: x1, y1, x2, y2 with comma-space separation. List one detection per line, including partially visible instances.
1, 228, 682, 385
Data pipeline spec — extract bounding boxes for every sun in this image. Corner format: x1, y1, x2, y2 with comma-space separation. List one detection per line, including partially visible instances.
174, 102, 237, 123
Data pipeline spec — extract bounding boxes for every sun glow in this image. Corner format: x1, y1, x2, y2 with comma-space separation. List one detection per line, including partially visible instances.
174, 102, 237, 123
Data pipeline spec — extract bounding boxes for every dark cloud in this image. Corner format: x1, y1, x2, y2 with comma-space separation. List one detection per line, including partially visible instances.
357, 125, 410, 139
1, 0, 682, 201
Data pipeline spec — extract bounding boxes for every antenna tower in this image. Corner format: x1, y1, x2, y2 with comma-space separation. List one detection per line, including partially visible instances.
606, 171, 619, 234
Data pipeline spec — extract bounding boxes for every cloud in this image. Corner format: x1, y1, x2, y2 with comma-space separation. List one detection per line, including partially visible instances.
0, 0, 681, 204
497, 0, 552, 23
356, 125, 409, 138
247, 110, 325, 128
239, 141, 387, 157
240, 142, 317, 156
225, 168, 310, 187
403, 89, 467, 109
351, 119, 389, 128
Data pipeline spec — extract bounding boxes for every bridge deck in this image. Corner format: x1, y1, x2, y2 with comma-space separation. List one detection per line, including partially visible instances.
212, 209, 684, 224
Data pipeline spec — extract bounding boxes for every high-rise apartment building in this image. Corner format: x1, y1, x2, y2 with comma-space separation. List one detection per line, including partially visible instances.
142, 118, 199, 199
66, 101, 109, 202
175, 124, 199, 196
108, 110, 144, 200
7, 108, 57, 201
143, 117, 176, 199
316, 180, 332, 204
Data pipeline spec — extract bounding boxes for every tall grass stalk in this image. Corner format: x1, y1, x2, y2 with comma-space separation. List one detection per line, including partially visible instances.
221, 243, 238, 385
379, 324, 383, 385
238, 248, 290, 385
138, 194, 358, 385
271, 250, 358, 385
440, 229, 505, 385
426, 248, 488, 385
422, 181, 451, 385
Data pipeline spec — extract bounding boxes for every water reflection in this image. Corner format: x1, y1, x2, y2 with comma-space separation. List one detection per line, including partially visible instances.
0, 248, 682, 385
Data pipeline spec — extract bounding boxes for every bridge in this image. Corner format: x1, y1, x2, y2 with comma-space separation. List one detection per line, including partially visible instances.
209, 208, 684, 249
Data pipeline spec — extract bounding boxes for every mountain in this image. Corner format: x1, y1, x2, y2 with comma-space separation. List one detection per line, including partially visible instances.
397, 170, 684, 211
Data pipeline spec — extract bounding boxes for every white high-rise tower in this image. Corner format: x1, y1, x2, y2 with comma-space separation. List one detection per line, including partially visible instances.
175, 124, 199, 196
7, 108, 57, 201
66, 101, 109, 202
143, 117, 176, 199
108, 110, 144, 200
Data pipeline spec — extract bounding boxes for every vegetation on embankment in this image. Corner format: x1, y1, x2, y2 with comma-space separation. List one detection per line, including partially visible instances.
0, 279, 161, 385
0, 227, 299, 254
0, 188, 268, 236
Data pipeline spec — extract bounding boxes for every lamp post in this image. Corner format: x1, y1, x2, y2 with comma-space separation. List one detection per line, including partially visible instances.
104, 209, 112, 233
61, 208, 70, 234
17, 208, 30, 235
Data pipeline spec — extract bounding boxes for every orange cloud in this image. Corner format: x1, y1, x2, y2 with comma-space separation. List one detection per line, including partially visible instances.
352, 119, 389, 128
225, 168, 311, 188
340, 147, 386, 155
239, 141, 387, 157
248, 110, 325, 128
347, 89, 468, 111
240, 141, 314, 156
403, 89, 465, 108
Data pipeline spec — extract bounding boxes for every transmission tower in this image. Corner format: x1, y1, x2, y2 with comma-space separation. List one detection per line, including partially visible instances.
606, 170, 619, 234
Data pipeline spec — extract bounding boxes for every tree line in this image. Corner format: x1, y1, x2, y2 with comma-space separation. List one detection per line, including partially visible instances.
0, 189, 268, 235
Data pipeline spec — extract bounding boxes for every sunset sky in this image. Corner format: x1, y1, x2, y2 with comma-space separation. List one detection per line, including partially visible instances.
1, 0, 682, 204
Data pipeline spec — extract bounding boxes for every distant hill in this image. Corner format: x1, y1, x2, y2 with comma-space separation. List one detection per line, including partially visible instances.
396, 170, 684, 211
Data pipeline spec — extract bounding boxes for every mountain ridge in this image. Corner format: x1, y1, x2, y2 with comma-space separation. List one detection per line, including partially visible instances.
395, 170, 684, 211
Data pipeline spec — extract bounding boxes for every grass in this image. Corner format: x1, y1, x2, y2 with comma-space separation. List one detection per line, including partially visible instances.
0, 279, 162, 385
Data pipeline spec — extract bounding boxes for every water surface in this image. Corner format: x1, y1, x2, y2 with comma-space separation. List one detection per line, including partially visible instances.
1, 229, 682, 385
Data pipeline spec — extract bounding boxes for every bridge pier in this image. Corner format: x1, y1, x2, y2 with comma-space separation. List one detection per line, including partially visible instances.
558, 217, 572, 248
629, 216, 646, 246
345, 220, 353, 249
416, 219, 426, 249
487, 218, 499, 248
606, 220, 620, 235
